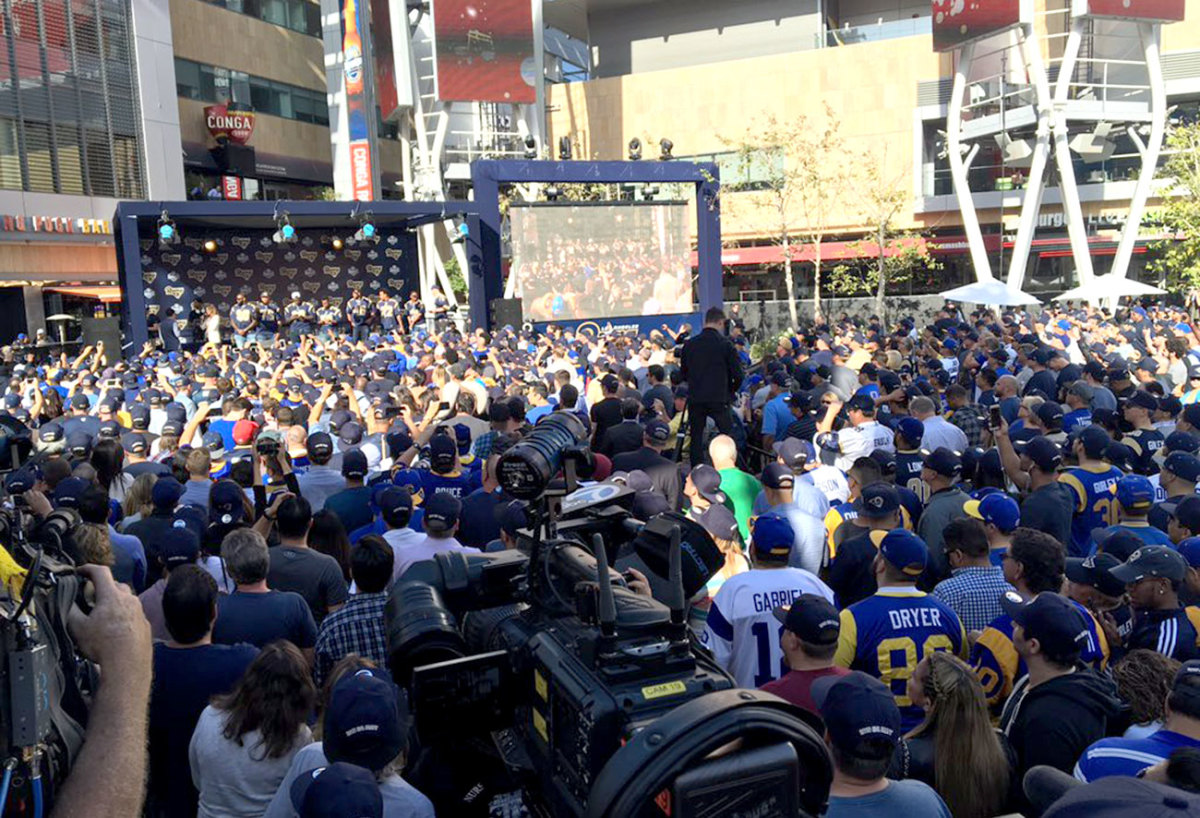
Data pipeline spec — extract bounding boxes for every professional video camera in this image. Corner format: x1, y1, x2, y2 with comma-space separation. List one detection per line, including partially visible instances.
0, 416, 94, 814
386, 413, 832, 818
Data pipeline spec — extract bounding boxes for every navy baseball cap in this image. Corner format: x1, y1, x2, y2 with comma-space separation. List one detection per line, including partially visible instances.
858, 483, 899, 519
761, 462, 795, 491
1166, 496, 1200, 534
1166, 431, 1200, 454
423, 492, 461, 532
1040, 774, 1200, 817
772, 438, 813, 469
97, 420, 120, 439
1036, 401, 1065, 428
498, 500, 530, 537
812, 672, 901, 756
37, 424, 63, 443
323, 668, 407, 771
783, 391, 812, 412
1164, 451, 1200, 483
53, 477, 89, 509
688, 464, 725, 504
1127, 391, 1159, 412
922, 447, 962, 477
201, 430, 226, 459
1115, 474, 1154, 511
695, 503, 738, 542
773, 594, 840, 646
1001, 591, 1090, 656
869, 528, 928, 577
1091, 527, 1146, 562
1021, 436, 1063, 472
159, 524, 201, 569
1179, 537, 1200, 569
1111, 546, 1188, 584
290, 763, 382, 818
339, 421, 364, 447
1075, 425, 1111, 459
428, 434, 457, 471
121, 432, 149, 456
750, 512, 794, 560
645, 419, 671, 444
307, 431, 334, 458
1065, 553, 1127, 599
341, 449, 368, 479
152, 476, 185, 508
66, 430, 92, 458
377, 486, 413, 526
896, 417, 924, 446
847, 394, 875, 413
209, 479, 244, 525
964, 492, 1020, 533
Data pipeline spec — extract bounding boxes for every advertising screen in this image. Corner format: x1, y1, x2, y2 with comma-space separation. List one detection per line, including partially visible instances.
1074, 0, 1184, 20
433, 0, 536, 103
509, 203, 694, 322
932, 0, 1030, 52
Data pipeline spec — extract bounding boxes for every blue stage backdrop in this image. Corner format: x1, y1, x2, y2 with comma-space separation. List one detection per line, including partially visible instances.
133, 227, 418, 329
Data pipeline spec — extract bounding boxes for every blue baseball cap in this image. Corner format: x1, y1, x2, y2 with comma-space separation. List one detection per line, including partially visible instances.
152, 476, 185, 508
1167, 431, 1200, 454
1021, 436, 1063, 472
750, 512, 794, 560
53, 477, 89, 509
858, 483, 900, 519
290, 763, 382, 818
1039, 776, 1200, 818
869, 528, 928, 576
1115, 474, 1155, 511
1164, 452, 1200, 483
428, 434, 457, 471
1178, 537, 1200, 569
812, 672, 901, 756
964, 492, 1020, 533
1001, 591, 1090, 656
1074, 425, 1111, 459
1111, 545, 1188, 584
323, 668, 406, 771
896, 417, 924, 447
377, 486, 413, 526
159, 524, 201, 569
209, 479, 244, 525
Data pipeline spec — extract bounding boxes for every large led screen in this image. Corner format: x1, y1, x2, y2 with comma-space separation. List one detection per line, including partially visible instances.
933, 0, 1031, 52
433, 0, 536, 103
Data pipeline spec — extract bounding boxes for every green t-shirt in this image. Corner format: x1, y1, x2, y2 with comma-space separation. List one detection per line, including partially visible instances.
718, 467, 762, 542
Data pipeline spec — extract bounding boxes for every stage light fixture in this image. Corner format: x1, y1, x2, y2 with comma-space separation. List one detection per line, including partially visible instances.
157, 211, 179, 249
643, 184, 660, 201
353, 213, 379, 244
659, 139, 674, 161
628, 138, 642, 161
545, 184, 562, 201
558, 136, 572, 160
331, 237, 345, 251
202, 239, 218, 253
272, 212, 297, 245
524, 136, 538, 159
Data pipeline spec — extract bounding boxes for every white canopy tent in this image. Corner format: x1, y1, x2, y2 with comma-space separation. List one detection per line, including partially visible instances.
1053, 275, 1166, 303
939, 278, 1043, 307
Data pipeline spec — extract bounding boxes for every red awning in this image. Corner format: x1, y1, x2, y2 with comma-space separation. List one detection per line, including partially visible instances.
44, 285, 121, 303
693, 238, 927, 268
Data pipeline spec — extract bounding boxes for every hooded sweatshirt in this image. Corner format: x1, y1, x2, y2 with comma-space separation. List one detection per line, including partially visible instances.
999, 667, 1125, 781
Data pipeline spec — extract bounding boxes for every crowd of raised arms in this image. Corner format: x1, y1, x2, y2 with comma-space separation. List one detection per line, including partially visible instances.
13, 296, 1200, 817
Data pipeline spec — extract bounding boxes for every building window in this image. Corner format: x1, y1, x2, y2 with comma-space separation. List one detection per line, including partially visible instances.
175, 58, 329, 127
200, 0, 321, 38
0, 0, 145, 197
677, 150, 784, 192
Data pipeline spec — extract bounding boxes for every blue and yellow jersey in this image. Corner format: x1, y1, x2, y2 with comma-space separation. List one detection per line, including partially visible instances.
971, 597, 1109, 712
824, 500, 913, 560
896, 449, 928, 505
1059, 464, 1124, 557
834, 587, 967, 731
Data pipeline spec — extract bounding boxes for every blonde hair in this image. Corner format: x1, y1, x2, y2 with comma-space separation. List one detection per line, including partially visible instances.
75, 523, 114, 567
907, 653, 1009, 818
186, 447, 211, 476
712, 535, 749, 582
122, 472, 157, 520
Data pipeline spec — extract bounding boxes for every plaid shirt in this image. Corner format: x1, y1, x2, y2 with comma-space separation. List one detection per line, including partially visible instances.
948, 404, 985, 448
931, 566, 1014, 632
313, 591, 389, 687
472, 429, 499, 460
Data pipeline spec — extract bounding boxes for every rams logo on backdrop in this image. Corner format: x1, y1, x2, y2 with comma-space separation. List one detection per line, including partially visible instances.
280, 267, 299, 279
261, 283, 276, 295
255, 251, 274, 264
187, 270, 207, 283
385, 248, 403, 259
215, 254, 228, 265
231, 237, 251, 249
142, 271, 157, 285
213, 284, 232, 297
345, 250, 361, 261
164, 286, 185, 299
330, 297, 344, 307
387, 278, 405, 290
322, 266, 340, 277
234, 268, 254, 280
147, 305, 160, 315
302, 281, 321, 294
161, 254, 181, 267
300, 250, 318, 262
348, 280, 364, 290
366, 264, 383, 275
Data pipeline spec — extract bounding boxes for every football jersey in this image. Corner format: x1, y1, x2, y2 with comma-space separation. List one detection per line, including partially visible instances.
1075, 729, 1200, 783
1125, 607, 1200, 661
896, 449, 928, 505
833, 587, 967, 731
818, 420, 895, 472
418, 469, 480, 501
970, 597, 1109, 712
701, 568, 835, 689
1125, 428, 1165, 476
1059, 464, 1124, 557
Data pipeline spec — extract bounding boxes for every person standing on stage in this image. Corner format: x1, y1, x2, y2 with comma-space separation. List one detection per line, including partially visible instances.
256, 292, 281, 345
346, 291, 371, 343
430, 287, 450, 330
284, 291, 313, 342
317, 298, 339, 343
680, 307, 743, 466
229, 293, 258, 350
377, 291, 399, 335
405, 292, 424, 333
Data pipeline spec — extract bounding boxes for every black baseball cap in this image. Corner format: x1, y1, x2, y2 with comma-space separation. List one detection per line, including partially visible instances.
1021, 436, 1063, 472
1001, 592, 1090, 656
812, 672, 901, 756
847, 394, 875, 413
772, 594, 840, 645
772, 438, 813, 469
159, 524, 201, 569
376, 486, 413, 526
1166, 496, 1200, 534
341, 449, 368, 479
1065, 553, 1126, 599
1075, 425, 1111, 459
429, 434, 457, 471
1127, 391, 1159, 412
645, 419, 671, 444
858, 483, 900, 519
1164, 451, 1200, 483
290, 763, 382, 818
688, 464, 725, 504
307, 431, 334, 458
1110, 545, 1188, 584
921, 447, 962, 477
761, 462, 795, 490
423, 492, 461, 532
323, 668, 407, 771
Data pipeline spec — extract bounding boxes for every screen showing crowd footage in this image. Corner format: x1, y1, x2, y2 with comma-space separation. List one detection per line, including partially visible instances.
509, 202, 694, 322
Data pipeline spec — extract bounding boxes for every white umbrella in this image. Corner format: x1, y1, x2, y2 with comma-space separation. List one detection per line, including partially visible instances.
939, 278, 1042, 306
1054, 275, 1166, 302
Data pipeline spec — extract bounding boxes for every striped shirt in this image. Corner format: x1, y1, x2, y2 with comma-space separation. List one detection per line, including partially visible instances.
1075, 729, 1200, 782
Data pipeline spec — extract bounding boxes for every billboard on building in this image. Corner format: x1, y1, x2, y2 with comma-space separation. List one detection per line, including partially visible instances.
1072, 0, 1184, 20
341, 0, 377, 200
432, 0, 536, 103
932, 0, 1032, 52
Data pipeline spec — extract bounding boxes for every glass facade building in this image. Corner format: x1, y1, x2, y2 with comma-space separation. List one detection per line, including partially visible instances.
0, 0, 145, 198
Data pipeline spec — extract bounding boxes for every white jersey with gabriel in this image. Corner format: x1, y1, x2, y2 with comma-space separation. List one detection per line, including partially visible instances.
701, 568, 834, 689
819, 420, 895, 472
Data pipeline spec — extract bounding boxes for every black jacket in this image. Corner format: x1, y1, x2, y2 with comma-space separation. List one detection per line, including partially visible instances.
999, 668, 1124, 780
599, 420, 645, 459
611, 447, 682, 510
680, 328, 743, 405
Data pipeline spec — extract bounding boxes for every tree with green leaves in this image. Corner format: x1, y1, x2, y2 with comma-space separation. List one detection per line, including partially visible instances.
721, 106, 850, 327
1150, 120, 1200, 303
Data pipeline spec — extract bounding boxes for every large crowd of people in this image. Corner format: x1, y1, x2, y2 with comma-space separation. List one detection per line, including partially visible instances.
12, 294, 1200, 816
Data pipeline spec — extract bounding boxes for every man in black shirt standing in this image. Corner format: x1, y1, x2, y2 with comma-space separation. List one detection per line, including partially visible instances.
590, 374, 624, 450
680, 308, 743, 466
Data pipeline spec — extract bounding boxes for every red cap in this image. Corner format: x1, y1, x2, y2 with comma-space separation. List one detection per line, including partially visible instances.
232, 419, 260, 446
